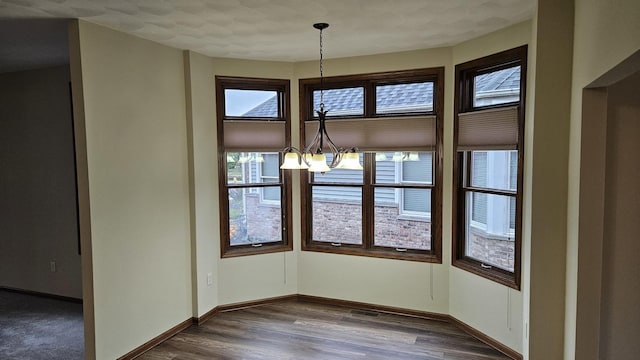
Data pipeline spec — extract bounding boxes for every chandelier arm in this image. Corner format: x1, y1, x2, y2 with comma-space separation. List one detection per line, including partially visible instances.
303, 125, 323, 154
320, 128, 340, 154
320, 126, 343, 168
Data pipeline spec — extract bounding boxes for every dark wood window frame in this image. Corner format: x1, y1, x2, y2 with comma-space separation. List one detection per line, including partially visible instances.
216, 76, 293, 258
452, 46, 527, 289
299, 68, 444, 263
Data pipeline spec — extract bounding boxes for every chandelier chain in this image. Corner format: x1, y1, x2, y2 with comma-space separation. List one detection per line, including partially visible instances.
319, 26, 324, 109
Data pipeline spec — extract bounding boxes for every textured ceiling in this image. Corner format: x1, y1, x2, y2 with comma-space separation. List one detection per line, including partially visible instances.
0, 0, 534, 71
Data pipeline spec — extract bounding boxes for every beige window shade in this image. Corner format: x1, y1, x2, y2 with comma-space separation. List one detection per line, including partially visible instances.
304, 116, 436, 151
457, 106, 519, 150
224, 121, 286, 151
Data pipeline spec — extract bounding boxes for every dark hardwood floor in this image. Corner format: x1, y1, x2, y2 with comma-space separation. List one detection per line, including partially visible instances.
139, 299, 512, 360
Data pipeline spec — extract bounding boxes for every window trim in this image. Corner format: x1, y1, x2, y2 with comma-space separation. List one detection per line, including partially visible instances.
216, 76, 293, 258
452, 46, 527, 289
299, 68, 444, 263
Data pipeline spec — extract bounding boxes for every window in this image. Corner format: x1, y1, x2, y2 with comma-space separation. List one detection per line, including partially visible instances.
299, 68, 443, 262
453, 46, 527, 288
399, 152, 433, 218
216, 77, 292, 257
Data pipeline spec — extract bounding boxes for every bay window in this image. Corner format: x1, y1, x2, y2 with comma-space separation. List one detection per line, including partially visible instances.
453, 46, 527, 288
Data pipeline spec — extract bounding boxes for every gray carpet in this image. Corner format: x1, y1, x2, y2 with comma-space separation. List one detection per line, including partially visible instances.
0, 290, 84, 359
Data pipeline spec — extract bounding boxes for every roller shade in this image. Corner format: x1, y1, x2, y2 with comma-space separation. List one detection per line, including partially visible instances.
224, 120, 286, 151
305, 116, 436, 151
457, 106, 519, 150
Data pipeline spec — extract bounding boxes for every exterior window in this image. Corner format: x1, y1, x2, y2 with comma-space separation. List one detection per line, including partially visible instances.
473, 66, 521, 107
300, 68, 443, 262
216, 77, 292, 257
313, 87, 364, 117
399, 152, 433, 218
376, 82, 434, 114
257, 153, 280, 202
453, 46, 527, 288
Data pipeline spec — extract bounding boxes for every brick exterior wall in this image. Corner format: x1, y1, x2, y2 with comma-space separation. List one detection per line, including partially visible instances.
311, 200, 363, 245
374, 204, 431, 249
467, 227, 515, 271
235, 194, 432, 249
234, 193, 513, 268
311, 200, 431, 249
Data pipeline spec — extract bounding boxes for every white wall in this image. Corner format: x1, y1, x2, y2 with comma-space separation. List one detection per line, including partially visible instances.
0, 66, 82, 299
76, 21, 192, 359
183, 51, 220, 317
525, 1, 575, 358
567, 0, 640, 358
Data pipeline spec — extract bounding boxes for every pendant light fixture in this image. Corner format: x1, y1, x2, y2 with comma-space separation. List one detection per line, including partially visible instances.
280, 23, 362, 172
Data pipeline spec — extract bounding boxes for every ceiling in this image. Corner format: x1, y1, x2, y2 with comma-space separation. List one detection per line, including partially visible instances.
0, 0, 534, 73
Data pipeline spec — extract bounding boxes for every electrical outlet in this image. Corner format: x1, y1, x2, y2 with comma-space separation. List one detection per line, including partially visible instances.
207, 272, 213, 286
50, 261, 56, 272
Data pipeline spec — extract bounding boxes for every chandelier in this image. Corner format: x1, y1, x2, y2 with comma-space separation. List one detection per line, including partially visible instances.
280, 23, 362, 172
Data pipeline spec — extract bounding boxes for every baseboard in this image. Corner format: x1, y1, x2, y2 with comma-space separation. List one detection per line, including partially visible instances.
0, 286, 82, 304
449, 316, 522, 360
194, 307, 219, 326
297, 294, 450, 322
196, 294, 298, 325
117, 318, 193, 360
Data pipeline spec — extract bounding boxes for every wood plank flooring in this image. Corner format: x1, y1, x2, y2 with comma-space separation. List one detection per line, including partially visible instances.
139, 300, 512, 360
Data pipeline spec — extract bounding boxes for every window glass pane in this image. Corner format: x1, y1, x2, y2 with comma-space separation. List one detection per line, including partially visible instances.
402, 152, 432, 184
229, 187, 281, 246
473, 65, 520, 107
313, 87, 364, 117
509, 196, 516, 230
374, 152, 396, 183
226, 152, 245, 184
375, 152, 432, 184
312, 153, 363, 184
374, 188, 431, 250
470, 150, 516, 191
472, 192, 487, 225
403, 188, 431, 214
260, 153, 280, 178
228, 152, 280, 185
465, 192, 515, 271
312, 186, 362, 245
225, 89, 278, 117
509, 151, 517, 191
471, 152, 487, 187
509, 153, 517, 230
262, 187, 280, 201
376, 82, 433, 114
